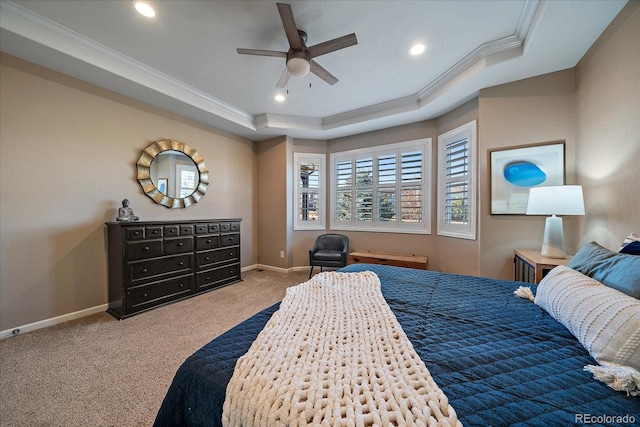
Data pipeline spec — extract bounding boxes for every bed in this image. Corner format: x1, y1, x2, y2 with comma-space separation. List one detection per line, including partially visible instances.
154, 258, 640, 426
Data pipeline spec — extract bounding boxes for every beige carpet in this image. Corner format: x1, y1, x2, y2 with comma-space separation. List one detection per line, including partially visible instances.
0, 268, 309, 427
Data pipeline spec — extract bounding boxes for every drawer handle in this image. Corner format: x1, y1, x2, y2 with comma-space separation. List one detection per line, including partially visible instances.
134, 231, 140, 236
141, 268, 148, 273
179, 283, 184, 288
353, 258, 360, 262
143, 293, 148, 298
229, 237, 234, 241
205, 257, 210, 261
206, 276, 210, 280
229, 252, 233, 256
207, 239, 212, 243
177, 242, 184, 247
178, 262, 184, 266
143, 246, 150, 251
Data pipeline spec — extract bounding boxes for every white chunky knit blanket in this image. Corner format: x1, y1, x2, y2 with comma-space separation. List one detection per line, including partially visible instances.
222, 271, 461, 427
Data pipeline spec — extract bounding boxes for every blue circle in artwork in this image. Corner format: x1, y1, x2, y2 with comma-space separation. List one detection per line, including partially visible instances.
503, 162, 547, 187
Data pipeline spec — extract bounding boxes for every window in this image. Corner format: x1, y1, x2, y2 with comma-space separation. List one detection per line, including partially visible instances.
176, 164, 198, 198
330, 139, 431, 234
293, 153, 325, 230
437, 120, 477, 239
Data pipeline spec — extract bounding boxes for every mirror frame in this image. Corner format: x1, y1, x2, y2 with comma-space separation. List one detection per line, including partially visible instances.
136, 139, 209, 209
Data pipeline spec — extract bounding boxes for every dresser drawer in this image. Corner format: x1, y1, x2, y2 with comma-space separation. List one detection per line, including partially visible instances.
128, 254, 192, 282
208, 224, 220, 233
230, 222, 240, 232
125, 227, 145, 240
220, 233, 239, 247
146, 226, 163, 239
128, 275, 194, 312
196, 264, 240, 290
163, 225, 180, 237
196, 235, 220, 250
195, 224, 208, 234
180, 225, 194, 235
126, 240, 163, 260
164, 237, 194, 255
196, 247, 239, 270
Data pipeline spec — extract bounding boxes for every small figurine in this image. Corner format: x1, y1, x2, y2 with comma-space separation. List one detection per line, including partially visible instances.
116, 199, 140, 222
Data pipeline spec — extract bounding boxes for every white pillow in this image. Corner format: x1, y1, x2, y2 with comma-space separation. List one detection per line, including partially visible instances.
535, 266, 640, 371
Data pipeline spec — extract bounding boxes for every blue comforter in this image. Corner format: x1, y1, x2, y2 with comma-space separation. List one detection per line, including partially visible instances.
154, 265, 639, 426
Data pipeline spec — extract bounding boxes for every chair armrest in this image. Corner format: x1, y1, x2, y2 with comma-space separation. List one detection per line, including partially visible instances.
310, 242, 322, 255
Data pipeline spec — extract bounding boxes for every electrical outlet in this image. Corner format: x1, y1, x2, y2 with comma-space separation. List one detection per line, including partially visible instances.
280, 251, 285, 258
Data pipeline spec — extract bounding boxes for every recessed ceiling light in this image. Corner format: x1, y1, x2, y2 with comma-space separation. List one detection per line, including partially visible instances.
134, 2, 156, 18
274, 94, 286, 102
409, 44, 426, 56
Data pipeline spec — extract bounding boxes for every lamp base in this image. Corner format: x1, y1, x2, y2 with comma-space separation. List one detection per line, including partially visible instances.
540, 215, 566, 259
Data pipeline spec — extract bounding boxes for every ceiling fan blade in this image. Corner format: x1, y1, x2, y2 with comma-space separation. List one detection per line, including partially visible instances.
276, 68, 290, 88
277, 3, 303, 50
237, 48, 287, 58
310, 60, 338, 86
308, 33, 357, 58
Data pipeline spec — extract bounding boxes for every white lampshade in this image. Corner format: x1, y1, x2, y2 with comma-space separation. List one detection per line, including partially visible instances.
286, 57, 310, 77
526, 185, 585, 259
526, 185, 585, 215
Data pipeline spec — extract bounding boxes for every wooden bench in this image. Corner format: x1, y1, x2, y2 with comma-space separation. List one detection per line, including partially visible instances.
348, 251, 428, 270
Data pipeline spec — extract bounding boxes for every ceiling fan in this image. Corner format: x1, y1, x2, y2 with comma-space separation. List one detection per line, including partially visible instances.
236, 3, 358, 87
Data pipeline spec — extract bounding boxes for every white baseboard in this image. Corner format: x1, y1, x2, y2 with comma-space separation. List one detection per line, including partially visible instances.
241, 264, 259, 272
1, 266, 311, 340
255, 264, 309, 274
0, 303, 109, 340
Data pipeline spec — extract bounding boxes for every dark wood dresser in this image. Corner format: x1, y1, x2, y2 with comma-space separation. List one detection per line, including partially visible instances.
105, 219, 241, 319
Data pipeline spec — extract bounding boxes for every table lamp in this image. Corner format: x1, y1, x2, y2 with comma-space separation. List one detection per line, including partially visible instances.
526, 185, 585, 258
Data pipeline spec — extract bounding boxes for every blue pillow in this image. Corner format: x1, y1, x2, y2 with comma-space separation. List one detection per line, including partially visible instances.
620, 240, 640, 255
568, 241, 640, 299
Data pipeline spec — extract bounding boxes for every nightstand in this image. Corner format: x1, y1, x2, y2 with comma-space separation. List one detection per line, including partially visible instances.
514, 249, 572, 284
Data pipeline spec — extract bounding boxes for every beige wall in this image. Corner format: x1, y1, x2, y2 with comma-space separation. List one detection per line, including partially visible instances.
575, 1, 640, 249
478, 69, 577, 280
256, 136, 290, 269
0, 54, 257, 331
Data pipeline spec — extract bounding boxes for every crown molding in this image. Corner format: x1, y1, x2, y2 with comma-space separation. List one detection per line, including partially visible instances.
254, 114, 323, 131
1, 0, 540, 137
416, 0, 539, 108
323, 96, 419, 130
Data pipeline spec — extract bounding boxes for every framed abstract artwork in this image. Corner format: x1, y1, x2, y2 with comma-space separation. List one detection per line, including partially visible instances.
489, 141, 565, 214
157, 178, 168, 195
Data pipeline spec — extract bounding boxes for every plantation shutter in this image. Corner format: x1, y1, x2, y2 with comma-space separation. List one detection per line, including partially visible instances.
330, 138, 431, 233
437, 120, 476, 240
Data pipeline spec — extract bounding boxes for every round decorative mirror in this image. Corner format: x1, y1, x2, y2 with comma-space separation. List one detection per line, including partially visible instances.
136, 139, 209, 208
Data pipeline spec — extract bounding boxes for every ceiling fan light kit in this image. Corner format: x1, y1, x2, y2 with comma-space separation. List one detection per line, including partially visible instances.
286, 55, 310, 77
237, 3, 357, 87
